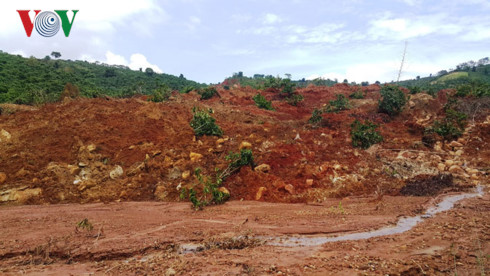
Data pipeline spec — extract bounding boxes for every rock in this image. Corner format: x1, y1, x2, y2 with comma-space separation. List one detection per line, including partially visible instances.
448, 165, 465, 175
254, 164, 271, 173
67, 165, 81, 176
127, 162, 146, 176
306, 179, 314, 187
216, 138, 225, 145
182, 170, 191, 180
0, 187, 42, 203
449, 141, 463, 148
87, 144, 97, 152
239, 141, 252, 150
255, 187, 267, 200
218, 187, 230, 195
445, 160, 455, 167
454, 150, 463, 156
466, 168, 479, 175
333, 164, 342, 171
437, 163, 446, 172
109, 165, 124, 179
78, 162, 88, 167
165, 268, 176, 276
189, 152, 203, 162
471, 174, 479, 180
284, 184, 295, 195
0, 172, 6, 184
0, 129, 11, 142
154, 185, 168, 200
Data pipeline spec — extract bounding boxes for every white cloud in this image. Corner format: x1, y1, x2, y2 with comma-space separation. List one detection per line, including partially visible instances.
104, 51, 162, 73
263, 13, 282, 24
186, 16, 201, 31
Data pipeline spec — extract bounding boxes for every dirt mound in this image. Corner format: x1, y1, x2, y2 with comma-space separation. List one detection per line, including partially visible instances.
400, 174, 453, 196
0, 85, 487, 205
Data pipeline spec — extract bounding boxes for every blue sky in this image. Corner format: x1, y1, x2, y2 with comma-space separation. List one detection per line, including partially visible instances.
1, 0, 489, 84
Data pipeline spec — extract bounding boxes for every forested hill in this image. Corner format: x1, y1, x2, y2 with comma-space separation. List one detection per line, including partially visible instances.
0, 51, 204, 104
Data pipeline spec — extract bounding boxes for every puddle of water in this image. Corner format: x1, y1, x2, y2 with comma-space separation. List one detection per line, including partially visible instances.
267, 186, 484, 247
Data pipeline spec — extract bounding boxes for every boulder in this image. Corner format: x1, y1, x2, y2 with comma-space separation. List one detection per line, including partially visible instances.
255, 187, 267, 200
239, 141, 252, 150
254, 164, 271, 173
109, 165, 124, 179
0, 172, 7, 184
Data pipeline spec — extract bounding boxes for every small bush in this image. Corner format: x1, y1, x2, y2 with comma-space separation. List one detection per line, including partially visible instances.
253, 93, 274, 110
378, 85, 406, 116
308, 108, 323, 125
285, 94, 304, 106
326, 94, 350, 113
223, 85, 230, 90
180, 86, 194, 94
408, 86, 422, 95
199, 87, 219, 100
149, 84, 172, 102
349, 89, 364, 99
60, 82, 80, 101
350, 119, 383, 149
189, 107, 223, 137
431, 109, 467, 141
180, 149, 254, 210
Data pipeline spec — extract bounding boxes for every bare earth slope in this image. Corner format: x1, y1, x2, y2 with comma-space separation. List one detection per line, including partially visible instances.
0, 84, 488, 274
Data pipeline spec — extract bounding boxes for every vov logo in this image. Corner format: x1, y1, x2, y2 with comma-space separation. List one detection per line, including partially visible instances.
17, 10, 79, 37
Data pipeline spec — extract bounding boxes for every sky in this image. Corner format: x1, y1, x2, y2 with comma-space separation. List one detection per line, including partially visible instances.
1, 0, 489, 84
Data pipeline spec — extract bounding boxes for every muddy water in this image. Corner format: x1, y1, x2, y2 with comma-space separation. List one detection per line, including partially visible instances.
267, 186, 484, 247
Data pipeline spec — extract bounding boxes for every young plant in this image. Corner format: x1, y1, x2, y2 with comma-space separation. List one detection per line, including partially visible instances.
326, 94, 350, 113
308, 108, 323, 126
189, 107, 223, 137
378, 85, 406, 116
350, 119, 383, 149
349, 88, 364, 99
199, 86, 219, 100
253, 93, 274, 110
180, 149, 254, 210
285, 94, 304, 106
431, 109, 467, 141
149, 84, 172, 102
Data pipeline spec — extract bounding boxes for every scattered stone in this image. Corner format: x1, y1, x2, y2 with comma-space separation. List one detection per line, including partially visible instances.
445, 160, 454, 167
182, 170, 191, 180
239, 141, 252, 150
306, 179, 314, 187
454, 150, 463, 156
154, 185, 168, 200
448, 165, 465, 175
109, 165, 124, 179
255, 187, 267, 200
87, 144, 97, 152
284, 184, 295, 194
0, 187, 42, 203
254, 164, 271, 173
0, 172, 6, 184
437, 163, 446, 172
448, 141, 463, 148
0, 129, 11, 142
471, 174, 479, 180
127, 162, 146, 176
189, 152, 203, 162
218, 187, 230, 196
78, 162, 88, 167
165, 268, 176, 276
216, 138, 225, 145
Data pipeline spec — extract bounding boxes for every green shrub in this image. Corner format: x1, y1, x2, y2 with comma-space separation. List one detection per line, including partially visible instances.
285, 94, 304, 106
455, 82, 490, 98
408, 86, 422, 94
378, 85, 406, 116
199, 87, 219, 100
180, 86, 194, 94
326, 94, 350, 113
350, 119, 383, 149
349, 89, 364, 99
253, 93, 274, 110
189, 107, 223, 137
180, 149, 254, 210
431, 109, 467, 141
149, 84, 172, 102
308, 108, 323, 125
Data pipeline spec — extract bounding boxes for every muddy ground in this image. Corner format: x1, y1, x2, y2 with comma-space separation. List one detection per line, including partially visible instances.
0, 84, 488, 274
